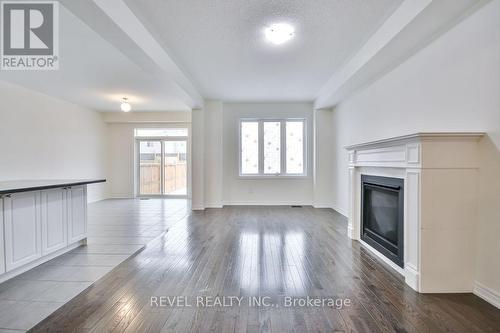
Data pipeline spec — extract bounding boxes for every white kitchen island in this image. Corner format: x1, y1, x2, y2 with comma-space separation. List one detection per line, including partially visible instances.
0, 179, 105, 283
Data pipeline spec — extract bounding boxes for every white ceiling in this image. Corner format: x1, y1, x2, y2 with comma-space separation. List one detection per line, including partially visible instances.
124, 0, 402, 101
0, 0, 489, 111
0, 4, 191, 112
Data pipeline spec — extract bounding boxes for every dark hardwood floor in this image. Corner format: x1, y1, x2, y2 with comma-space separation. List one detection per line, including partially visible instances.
30, 200, 500, 333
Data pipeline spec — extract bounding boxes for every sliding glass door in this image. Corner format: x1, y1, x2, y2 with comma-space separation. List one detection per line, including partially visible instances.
139, 141, 162, 195
163, 141, 187, 195
137, 137, 188, 197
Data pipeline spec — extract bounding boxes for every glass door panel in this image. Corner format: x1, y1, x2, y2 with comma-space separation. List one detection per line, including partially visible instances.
139, 141, 162, 195
163, 141, 187, 195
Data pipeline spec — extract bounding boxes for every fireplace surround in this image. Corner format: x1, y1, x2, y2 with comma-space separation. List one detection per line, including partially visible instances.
346, 133, 484, 293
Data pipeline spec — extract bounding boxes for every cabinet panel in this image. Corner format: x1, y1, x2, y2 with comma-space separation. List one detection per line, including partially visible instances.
4, 192, 41, 271
68, 186, 87, 243
0, 198, 5, 274
41, 188, 67, 255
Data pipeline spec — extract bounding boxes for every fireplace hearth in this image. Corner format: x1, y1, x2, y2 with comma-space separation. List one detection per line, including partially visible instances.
361, 175, 404, 267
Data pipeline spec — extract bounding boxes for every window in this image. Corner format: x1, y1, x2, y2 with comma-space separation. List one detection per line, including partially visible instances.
285, 121, 304, 174
241, 122, 259, 174
263, 122, 281, 174
240, 119, 306, 176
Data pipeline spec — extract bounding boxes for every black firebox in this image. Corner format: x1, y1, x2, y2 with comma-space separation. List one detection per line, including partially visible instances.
361, 175, 404, 268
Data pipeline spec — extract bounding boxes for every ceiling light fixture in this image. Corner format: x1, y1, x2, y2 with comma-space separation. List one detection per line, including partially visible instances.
120, 97, 131, 112
264, 23, 295, 45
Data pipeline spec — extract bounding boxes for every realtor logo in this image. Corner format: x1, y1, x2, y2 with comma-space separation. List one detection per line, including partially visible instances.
1, 1, 59, 70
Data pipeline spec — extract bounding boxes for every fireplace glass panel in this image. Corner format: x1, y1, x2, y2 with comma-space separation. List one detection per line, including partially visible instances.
361, 175, 404, 268
364, 187, 398, 247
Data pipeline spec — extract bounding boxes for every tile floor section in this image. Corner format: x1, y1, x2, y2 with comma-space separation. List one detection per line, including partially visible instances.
0, 198, 189, 332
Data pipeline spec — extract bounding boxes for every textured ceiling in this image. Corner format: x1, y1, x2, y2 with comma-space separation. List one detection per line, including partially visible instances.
126, 0, 403, 101
0, 4, 190, 112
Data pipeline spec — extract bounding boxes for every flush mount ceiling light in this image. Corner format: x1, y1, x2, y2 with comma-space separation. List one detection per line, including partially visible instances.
120, 97, 131, 112
264, 23, 295, 45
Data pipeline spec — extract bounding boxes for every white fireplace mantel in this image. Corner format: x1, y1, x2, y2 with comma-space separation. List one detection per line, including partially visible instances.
346, 132, 484, 293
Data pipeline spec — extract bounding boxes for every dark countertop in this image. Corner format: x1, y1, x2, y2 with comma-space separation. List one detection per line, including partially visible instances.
0, 179, 106, 195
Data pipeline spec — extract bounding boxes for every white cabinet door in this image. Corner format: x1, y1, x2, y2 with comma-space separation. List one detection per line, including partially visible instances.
4, 192, 42, 271
41, 188, 68, 255
67, 186, 87, 243
0, 198, 5, 274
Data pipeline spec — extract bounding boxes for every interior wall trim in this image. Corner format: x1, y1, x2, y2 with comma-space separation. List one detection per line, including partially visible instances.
222, 201, 314, 206
330, 204, 348, 218
474, 281, 500, 309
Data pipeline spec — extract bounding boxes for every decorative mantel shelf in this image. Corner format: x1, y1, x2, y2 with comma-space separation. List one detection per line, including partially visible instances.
345, 132, 484, 293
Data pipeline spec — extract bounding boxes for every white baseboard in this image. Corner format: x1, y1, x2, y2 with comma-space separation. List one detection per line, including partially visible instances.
404, 264, 420, 292
87, 198, 106, 203
205, 202, 223, 208
474, 281, 500, 309
312, 202, 334, 209
222, 201, 313, 206
194, 202, 344, 210
347, 225, 357, 239
331, 203, 348, 217
192, 201, 315, 210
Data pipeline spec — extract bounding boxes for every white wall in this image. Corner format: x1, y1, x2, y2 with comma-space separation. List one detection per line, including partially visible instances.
313, 109, 334, 209
0, 80, 109, 202
330, 0, 500, 299
191, 108, 204, 209
106, 113, 191, 198
222, 102, 314, 205
203, 101, 224, 207
107, 123, 136, 198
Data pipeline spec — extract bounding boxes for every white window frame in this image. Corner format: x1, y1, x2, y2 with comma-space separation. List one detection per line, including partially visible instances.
239, 118, 307, 178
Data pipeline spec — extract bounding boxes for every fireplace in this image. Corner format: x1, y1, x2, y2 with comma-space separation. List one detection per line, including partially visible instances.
347, 133, 484, 292
361, 175, 404, 267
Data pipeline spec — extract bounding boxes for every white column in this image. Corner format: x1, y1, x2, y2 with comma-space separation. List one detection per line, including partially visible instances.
313, 108, 334, 208
203, 101, 224, 208
404, 168, 421, 291
191, 108, 205, 210
347, 164, 358, 239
